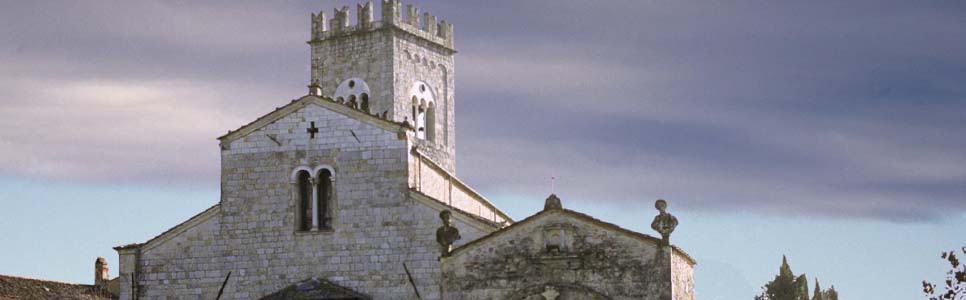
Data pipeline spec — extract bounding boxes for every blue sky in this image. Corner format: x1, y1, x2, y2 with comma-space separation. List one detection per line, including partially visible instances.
0, 1, 964, 299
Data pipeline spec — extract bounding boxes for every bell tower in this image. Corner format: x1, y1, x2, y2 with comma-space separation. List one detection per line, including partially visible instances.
307, 0, 457, 172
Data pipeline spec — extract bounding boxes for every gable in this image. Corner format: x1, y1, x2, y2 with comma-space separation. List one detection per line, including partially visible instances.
439, 208, 694, 299
449, 208, 694, 265
218, 95, 410, 149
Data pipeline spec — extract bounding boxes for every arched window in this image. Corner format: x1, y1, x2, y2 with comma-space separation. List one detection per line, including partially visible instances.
316, 169, 333, 229
360, 93, 369, 113
296, 170, 312, 231
425, 102, 436, 141
416, 99, 427, 139
333, 78, 371, 110
409, 81, 436, 141
293, 166, 336, 232
411, 96, 418, 124
347, 94, 357, 109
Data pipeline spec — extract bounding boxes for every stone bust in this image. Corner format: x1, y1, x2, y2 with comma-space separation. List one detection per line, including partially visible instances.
436, 210, 461, 256
650, 199, 678, 245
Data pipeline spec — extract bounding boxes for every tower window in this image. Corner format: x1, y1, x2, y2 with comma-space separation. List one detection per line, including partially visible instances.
333, 78, 371, 110
426, 102, 436, 141
347, 94, 358, 109
409, 81, 436, 141
360, 93, 369, 113
296, 170, 312, 231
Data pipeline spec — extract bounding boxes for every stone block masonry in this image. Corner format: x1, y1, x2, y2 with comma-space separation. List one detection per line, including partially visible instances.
115, 99, 504, 300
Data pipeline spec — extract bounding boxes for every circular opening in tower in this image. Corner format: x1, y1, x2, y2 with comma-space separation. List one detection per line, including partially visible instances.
348, 80, 356, 88
420, 84, 426, 92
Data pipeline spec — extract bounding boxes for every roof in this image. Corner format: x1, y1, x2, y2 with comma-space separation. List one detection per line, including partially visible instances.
217, 94, 412, 144
409, 189, 507, 229
0, 275, 116, 300
258, 278, 370, 300
448, 207, 697, 265
410, 148, 514, 224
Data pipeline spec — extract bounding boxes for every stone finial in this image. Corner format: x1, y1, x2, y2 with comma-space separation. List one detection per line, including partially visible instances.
543, 194, 562, 210
95, 257, 109, 286
650, 199, 678, 245
308, 84, 321, 96
435, 210, 461, 256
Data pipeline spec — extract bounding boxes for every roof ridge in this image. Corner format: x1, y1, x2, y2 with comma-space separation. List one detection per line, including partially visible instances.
218, 94, 412, 143
0, 274, 95, 286
446, 208, 696, 265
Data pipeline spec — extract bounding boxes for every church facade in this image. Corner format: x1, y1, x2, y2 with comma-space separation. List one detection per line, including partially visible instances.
112, 2, 694, 300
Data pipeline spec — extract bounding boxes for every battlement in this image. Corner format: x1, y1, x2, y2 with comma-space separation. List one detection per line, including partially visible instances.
310, 0, 454, 49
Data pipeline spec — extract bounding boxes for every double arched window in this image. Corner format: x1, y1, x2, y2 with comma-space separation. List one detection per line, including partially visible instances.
292, 166, 335, 231
410, 81, 436, 141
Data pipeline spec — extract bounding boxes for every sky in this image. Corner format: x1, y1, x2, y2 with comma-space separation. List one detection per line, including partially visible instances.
0, 1, 964, 299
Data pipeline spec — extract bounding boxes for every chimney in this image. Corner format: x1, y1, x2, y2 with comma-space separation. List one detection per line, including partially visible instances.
95, 257, 109, 286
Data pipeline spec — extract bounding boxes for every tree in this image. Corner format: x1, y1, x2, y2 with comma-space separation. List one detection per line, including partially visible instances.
755, 256, 810, 300
755, 256, 838, 300
812, 279, 838, 300
923, 246, 966, 300
813, 279, 825, 300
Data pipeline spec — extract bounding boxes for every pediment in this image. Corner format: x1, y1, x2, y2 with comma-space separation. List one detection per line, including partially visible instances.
218, 95, 411, 147
449, 208, 695, 265
258, 278, 370, 300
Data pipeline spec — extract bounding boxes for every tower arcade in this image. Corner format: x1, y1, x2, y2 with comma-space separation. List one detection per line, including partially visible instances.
308, 0, 456, 172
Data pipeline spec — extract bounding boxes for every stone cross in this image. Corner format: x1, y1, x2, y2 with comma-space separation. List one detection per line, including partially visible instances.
541, 286, 560, 300
306, 121, 319, 139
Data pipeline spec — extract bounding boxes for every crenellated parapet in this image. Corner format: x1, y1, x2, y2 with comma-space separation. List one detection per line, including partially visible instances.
309, 0, 454, 49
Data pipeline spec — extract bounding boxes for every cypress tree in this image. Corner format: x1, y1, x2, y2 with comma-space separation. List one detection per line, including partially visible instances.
762, 256, 810, 300
812, 279, 825, 300
756, 256, 838, 300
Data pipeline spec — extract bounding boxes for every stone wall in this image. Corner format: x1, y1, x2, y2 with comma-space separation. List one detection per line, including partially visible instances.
411, 150, 510, 225
121, 100, 500, 300
309, 1, 457, 173
440, 209, 694, 300
311, 29, 394, 118
671, 247, 695, 300
393, 32, 456, 172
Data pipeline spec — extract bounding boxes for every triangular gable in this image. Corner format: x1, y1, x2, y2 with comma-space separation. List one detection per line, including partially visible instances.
448, 208, 696, 265
218, 95, 412, 147
258, 278, 370, 300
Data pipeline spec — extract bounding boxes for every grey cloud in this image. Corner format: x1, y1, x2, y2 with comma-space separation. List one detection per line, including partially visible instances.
0, 1, 963, 221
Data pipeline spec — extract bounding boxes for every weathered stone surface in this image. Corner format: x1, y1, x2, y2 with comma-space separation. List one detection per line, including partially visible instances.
440, 209, 695, 300
115, 100, 501, 300
113, 3, 695, 300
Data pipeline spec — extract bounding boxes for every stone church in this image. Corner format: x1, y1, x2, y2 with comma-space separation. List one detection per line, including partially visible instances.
109, 2, 696, 300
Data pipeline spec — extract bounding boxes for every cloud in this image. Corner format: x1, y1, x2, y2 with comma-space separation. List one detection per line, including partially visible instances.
0, 1, 964, 221
0, 76, 287, 184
